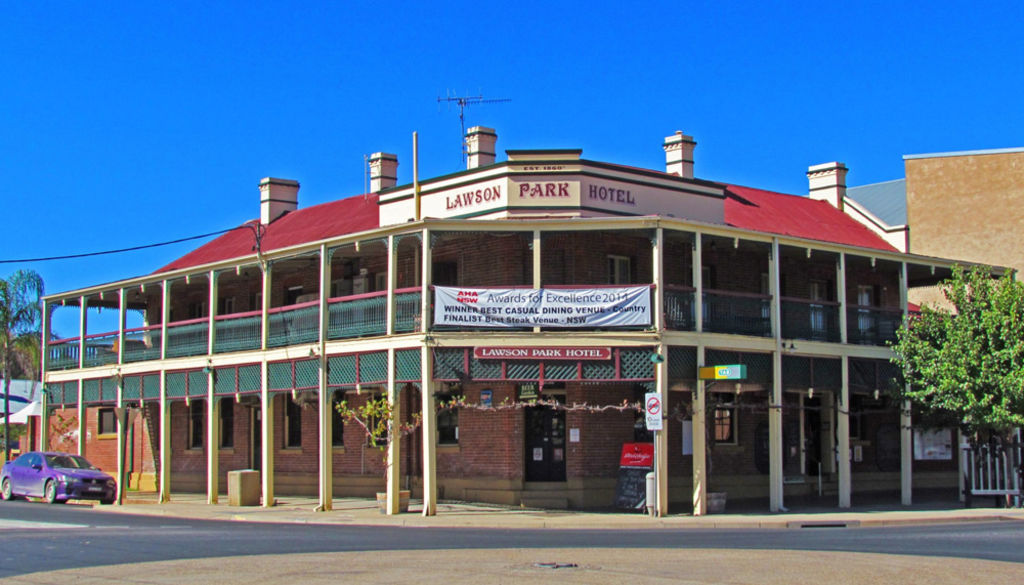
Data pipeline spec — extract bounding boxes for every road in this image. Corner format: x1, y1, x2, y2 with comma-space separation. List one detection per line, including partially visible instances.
2, 500, 1024, 583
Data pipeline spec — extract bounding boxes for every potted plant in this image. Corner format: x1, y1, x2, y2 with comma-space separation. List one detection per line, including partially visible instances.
334, 391, 421, 513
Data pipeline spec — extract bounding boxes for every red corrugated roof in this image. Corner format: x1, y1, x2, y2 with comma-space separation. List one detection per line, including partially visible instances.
156, 194, 380, 273
724, 184, 897, 252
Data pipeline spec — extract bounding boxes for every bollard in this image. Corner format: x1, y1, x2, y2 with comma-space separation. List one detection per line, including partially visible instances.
646, 471, 657, 517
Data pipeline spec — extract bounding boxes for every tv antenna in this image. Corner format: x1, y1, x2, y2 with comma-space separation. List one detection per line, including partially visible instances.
438, 91, 511, 161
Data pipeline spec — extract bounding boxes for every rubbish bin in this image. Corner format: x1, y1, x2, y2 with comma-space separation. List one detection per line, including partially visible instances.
645, 471, 656, 516
228, 470, 260, 506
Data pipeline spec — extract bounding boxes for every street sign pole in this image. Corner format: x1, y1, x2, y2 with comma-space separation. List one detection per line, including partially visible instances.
644, 392, 664, 517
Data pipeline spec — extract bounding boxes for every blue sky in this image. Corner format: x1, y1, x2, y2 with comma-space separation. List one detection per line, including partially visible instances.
3, 2, 1023, 334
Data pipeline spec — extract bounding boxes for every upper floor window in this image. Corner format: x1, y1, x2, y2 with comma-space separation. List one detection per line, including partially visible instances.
608, 255, 631, 284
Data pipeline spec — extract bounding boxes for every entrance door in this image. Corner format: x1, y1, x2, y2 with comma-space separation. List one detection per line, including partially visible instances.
525, 406, 566, 482
251, 408, 262, 471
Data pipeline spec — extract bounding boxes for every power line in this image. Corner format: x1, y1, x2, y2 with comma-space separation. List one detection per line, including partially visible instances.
0, 227, 241, 264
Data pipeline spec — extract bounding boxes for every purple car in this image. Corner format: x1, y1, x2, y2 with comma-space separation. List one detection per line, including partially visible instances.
1, 451, 116, 505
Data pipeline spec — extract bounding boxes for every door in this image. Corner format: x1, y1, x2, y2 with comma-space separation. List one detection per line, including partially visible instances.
524, 405, 566, 482
251, 408, 262, 471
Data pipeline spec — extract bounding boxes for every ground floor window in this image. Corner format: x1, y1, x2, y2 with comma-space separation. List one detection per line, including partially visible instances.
331, 391, 345, 447
188, 399, 205, 449
220, 398, 234, 448
713, 402, 736, 444
97, 408, 116, 436
285, 395, 302, 448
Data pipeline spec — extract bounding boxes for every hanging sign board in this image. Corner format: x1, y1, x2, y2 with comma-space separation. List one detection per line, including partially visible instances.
474, 347, 611, 360
434, 286, 651, 328
698, 364, 747, 380
644, 392, 663, 431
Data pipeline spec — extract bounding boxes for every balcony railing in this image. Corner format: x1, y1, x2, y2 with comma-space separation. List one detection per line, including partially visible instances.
82, 332, 119, 368
664, 285, 695, 331
847, 306, 904, 346
328, 292, 387, 339
394, 289, 422, 333
215, 311, 262, 353
47, 337, 81, 371
268, 301, 320, 348
123, 325, 162, 362
703, 290, 772, 337
165, 318, 210, 358
781, 298, 840, 342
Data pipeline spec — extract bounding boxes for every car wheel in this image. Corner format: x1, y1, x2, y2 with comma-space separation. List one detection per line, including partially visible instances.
1, 478, 16, 501
44, 480, 59, 504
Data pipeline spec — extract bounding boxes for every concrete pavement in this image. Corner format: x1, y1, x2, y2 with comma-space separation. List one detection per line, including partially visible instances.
99, 492, 1024, 530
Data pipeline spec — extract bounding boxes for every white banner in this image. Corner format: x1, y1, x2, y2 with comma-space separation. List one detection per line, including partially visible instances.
434, 286, 651, 328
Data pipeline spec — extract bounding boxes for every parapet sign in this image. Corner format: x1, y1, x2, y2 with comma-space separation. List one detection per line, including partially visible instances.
698, 364, 747, 380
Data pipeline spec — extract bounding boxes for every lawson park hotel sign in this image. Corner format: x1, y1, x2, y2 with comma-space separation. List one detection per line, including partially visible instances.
434, 286, 651, 328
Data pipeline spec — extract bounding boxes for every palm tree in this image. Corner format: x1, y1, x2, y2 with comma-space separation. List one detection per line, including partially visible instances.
1, 269, 44, 461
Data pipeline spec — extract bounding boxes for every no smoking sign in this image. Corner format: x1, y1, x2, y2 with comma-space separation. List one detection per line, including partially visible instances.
644, 392, 663, 431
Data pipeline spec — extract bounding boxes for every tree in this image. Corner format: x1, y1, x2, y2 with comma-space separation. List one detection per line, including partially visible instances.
891, 265, 1024, 439
1, 269, 44, 461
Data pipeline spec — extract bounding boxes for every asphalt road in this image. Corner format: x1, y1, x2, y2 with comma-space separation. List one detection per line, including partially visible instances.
2, 500, 1024, 582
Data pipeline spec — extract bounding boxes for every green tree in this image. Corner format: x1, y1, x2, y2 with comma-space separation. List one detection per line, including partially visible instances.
1, 269, 44, 461
891, 265, 1024, 439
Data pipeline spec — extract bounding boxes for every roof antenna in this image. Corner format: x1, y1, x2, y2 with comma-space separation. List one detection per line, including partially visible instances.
438, 91, 510, 163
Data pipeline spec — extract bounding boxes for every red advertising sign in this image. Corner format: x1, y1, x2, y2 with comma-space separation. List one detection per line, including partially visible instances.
473, 347, 612, 360
618, 442, 654, 468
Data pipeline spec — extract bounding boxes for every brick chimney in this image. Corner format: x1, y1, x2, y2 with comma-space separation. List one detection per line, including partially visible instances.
259, 177, 299, 225
663, 131, 696, 179
369, 152, 398, 192
466, 126, 497, 169
807, 162, 848, 211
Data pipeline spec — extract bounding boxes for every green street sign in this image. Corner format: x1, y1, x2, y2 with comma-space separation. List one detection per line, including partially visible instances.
698, 364, 747, 380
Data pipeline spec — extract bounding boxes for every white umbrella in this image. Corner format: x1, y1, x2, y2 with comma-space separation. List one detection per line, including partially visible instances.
9, 401, 41, 424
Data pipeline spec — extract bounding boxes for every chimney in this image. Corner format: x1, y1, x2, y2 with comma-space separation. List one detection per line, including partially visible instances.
807, 162, 848, 211
259, 177, 299, 225
466, 126, 497, 169
369, 152, 398, 192
663, 131, 697, 179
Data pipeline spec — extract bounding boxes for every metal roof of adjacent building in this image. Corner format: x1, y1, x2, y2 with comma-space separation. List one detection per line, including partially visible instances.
846, 179, 907, 226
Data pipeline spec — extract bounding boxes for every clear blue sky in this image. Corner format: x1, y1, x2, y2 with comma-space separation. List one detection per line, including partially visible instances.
3, 2, 1023, 335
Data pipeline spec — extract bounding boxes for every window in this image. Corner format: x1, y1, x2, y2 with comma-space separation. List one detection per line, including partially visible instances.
433, 260, 458, 286
437, 393, 459, 445
218, 296, 235, 315
285, 286, 304, 306
97, 408, 117, 436
188, 301, 207, 319
188, 399, 205, 449
220, 398, 234, 448
712, 401, 736, 444
285, 395, 303, 448
849, 394, 866, 440
608, 255, 631, 284
331, 391, 345, 447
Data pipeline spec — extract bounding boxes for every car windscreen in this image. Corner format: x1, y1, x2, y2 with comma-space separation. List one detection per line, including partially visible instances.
46, 455, 98, 470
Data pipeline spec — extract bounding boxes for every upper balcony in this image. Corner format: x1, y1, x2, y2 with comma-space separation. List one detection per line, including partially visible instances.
43, 226, 952, 373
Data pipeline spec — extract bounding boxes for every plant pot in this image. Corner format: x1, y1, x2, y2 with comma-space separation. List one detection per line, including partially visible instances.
707, 492, 727, 514
376, 490, 411, 514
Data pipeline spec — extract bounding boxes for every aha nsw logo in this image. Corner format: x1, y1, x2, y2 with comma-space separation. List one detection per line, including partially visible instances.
455, 290, 479, 304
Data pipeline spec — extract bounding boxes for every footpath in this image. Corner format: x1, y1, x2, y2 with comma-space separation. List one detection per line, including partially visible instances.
105, 492, 1024, 530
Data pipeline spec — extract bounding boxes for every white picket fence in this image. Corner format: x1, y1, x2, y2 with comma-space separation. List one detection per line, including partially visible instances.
961, 441, 1023, 502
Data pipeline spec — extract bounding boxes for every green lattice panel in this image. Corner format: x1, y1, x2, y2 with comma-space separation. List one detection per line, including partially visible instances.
188, 371, 208, 397
83, 379, 101, 404
295, 359, 319, 389
812, 358, 842, 389
359, 352, 388, 384
166, 372, 187, 399
103, 377, 119, 402
239, 365, 261, 393
432, 348, 466, 380
215, 367, 237, 395
668, 346, 697, 382
269, 362, 293, 391
395, 349, 421, 382
505, 361, 540, 380
143, 374, 160, 401
619, 349, 654, 380
543, 362, 577, 380
123, 376, 142, 401
469, 357, 502, 379
63, 382, 79, 405
328, 355, 357, 386
581, 360, 615, 380
782, 356, 811, 389
44, 384, 65, 406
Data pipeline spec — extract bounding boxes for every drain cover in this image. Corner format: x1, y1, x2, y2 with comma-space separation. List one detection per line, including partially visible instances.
533, 562, 579, 570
